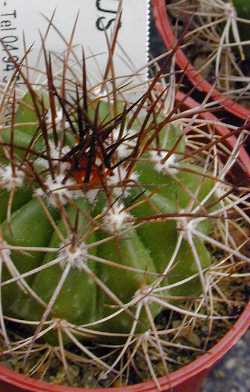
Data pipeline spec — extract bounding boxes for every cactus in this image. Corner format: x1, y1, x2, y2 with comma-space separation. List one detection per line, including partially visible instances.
233, 0, 250, 18
0, 88, 212, 329
0, 41, 249, 387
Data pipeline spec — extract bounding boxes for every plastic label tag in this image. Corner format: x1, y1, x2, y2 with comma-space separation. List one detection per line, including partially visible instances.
0, 0, 150, 90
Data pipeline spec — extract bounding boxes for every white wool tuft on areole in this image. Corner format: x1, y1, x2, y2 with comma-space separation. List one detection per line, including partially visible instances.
34, 173, 76, 207
0, 164, 25, 191
102, 202, 133, 234
58, 238, 88, 270
36, 141, 71, 171
150, 151, 179, 175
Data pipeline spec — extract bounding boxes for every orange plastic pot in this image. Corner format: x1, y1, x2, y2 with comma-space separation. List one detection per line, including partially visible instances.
1, 92, 250, 392
152, 0, 250, 122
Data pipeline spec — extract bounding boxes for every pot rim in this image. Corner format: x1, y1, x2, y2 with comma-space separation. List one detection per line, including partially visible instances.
152, 0, 250, 121
1, 90, 250, 392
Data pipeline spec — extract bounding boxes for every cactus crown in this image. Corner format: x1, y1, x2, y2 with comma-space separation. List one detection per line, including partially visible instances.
0, 33, 249, 388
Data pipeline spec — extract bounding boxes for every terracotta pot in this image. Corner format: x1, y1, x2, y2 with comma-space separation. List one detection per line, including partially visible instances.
152, 0, 250, 122
1, 92, 250, 392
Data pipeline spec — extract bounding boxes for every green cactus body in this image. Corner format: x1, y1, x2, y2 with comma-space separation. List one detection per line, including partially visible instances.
232, 0, 250, 57
131, 192, 212, 297
2, 199, 59, 308
10, 199, 97, 325
15, 92, 42, 135
97, 228, 159, 333
0, 187, 31, 222
0, 90, 215, 344
233, 0, 250, 17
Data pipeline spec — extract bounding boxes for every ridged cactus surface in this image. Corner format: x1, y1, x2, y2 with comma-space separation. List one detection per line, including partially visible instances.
0, 86, 215, 343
